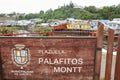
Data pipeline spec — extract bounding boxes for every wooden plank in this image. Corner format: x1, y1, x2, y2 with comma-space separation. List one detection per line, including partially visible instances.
105, 28, 114, 80
114, 34, 120, 80
94, 22, 104, 80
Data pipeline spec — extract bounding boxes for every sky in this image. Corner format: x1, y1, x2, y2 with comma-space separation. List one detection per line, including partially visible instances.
0, 0, 120, 14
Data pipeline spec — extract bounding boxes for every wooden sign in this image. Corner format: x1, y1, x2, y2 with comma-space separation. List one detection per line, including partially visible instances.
0, 37, 97, 80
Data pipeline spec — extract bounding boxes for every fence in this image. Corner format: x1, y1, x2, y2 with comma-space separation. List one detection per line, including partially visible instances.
52, 29, 95, 36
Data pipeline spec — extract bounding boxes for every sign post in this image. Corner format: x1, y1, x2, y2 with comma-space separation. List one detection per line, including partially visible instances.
0, 37, 97, 80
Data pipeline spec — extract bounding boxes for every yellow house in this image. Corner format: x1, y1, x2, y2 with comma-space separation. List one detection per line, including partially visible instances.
66, 20, 92, 30
67, 24, 74, 29
81, 24, 91, 30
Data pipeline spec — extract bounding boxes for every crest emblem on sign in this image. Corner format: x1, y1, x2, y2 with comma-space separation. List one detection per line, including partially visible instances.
12, 44, 30, 69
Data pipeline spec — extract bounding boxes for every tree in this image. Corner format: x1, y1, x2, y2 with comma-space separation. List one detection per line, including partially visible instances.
8, 12, 16, 17
19, 15, 25, 20
99, 6, 111, 19
69, 1, 74, 8
84, 6, 98, 13
0, 14, 5, 17
39, 10, 44, 14
45, 9, 54, 19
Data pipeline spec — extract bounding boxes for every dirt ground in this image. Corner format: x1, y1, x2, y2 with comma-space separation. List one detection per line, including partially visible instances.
100, 51, 116, 80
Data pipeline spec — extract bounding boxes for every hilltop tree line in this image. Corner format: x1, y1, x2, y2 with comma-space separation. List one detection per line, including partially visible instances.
1, 2, 120, 20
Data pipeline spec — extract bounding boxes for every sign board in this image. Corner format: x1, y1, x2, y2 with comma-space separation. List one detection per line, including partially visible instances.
0, 37, 97, 80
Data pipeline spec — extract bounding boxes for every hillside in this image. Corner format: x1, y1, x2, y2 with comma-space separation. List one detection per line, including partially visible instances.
17, 2, 101, 20
1, 2, 120, 20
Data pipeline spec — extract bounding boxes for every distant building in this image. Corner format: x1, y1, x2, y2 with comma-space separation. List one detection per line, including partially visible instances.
40, 23, 49, 27
107, 18, 120, 35
113, 18, 120, 21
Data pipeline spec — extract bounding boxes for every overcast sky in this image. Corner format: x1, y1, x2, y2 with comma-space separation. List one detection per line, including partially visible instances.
0, 0, 120, 14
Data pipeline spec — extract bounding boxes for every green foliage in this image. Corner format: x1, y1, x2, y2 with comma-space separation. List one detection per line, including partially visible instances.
17, 2, 120, 20
33, 27, 52, 36
0, 26, 15, 34
84, 6, 99, 13
0, 14, 5, 17
34, 27, 51, 32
